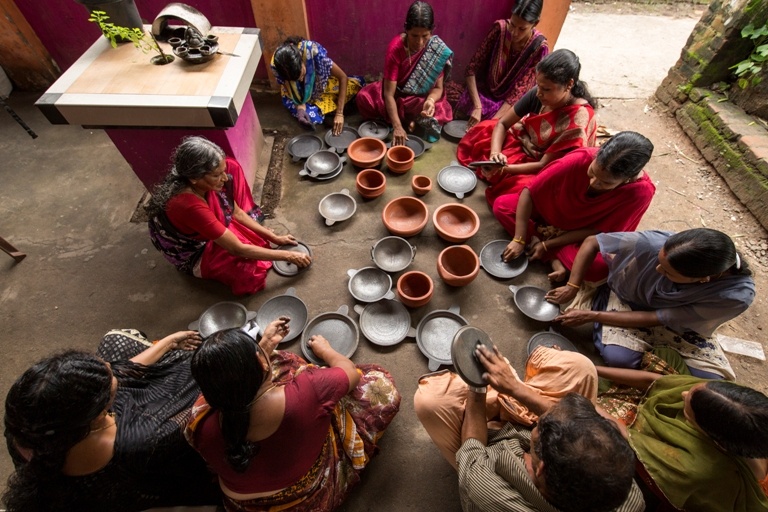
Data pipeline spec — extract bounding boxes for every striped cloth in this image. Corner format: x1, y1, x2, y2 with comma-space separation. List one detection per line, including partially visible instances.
456, 423, 645, 512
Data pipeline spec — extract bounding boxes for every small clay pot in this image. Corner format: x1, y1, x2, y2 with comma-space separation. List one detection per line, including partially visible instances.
432, 203, 480, 243
168, 37, 184, 48
356, 169, 386, 199
411, 175, 432, 196
348, 137, 387, 168
397, 271, 434, 308
206, 34, 219, 44
381, 196, 429, 237
386, 145, 415, 174
437, 245, 479, 287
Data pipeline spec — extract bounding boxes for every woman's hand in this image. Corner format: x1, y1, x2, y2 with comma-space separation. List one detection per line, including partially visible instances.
392, 125, 408, 146
260, 316, 290, 354
421, 97, 436, 118
307, 334, 333, 359
161, 330, 202, 351
553, 309, 596, 327
272, 234, 298, 246
489, 152, 508, 165
545, 285, 578, 305
527, 241, 547, 261
296, 104, 311, 126
476, 344, 518, 394
467, 106, 482, 129
282, 250, 311, 267
502, 240, 525, 262
332, 113, 344, 136
479, 164, 503, 180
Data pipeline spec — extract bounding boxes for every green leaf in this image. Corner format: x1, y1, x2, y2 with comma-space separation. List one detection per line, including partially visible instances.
742, 23, 756, 37
732, 61, 755, 76
738, 77, 749, 89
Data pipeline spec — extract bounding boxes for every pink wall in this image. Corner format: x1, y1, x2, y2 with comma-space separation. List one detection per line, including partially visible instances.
305, 0, 516, 79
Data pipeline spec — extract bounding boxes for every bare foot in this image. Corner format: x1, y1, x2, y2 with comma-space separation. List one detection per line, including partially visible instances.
548, 259, 569, 283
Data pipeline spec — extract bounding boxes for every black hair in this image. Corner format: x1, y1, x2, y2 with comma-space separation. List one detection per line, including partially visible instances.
690, 381, 768, 458
190, 329, 266, 473
3, 351, 113, 511
404, 1, 434, 31
145, 136, 226, 217
272, 36, 306, 81
664, 228, 752, 278
536, 49, 597, 109
534, 393, 635, 512
595, 131, 654, 180
511, 0, 543, 24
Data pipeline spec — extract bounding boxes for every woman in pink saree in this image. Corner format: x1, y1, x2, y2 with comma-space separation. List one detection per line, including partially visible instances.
147, 137, 311, 295
356, 1, 453, 145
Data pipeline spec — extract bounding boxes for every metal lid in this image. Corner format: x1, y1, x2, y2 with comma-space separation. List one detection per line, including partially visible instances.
272, 242, 312, 277
358, 120, 390, 140
451, 325, 494, 388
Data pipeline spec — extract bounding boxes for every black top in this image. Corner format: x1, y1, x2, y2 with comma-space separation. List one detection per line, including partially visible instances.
513, 87, 542, 118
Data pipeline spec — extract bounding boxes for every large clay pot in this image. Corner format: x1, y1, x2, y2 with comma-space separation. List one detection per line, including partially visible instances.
432, 203, 480, 243
437, 245, 479, 286
355, 169, 386, 199
381, 196, 429, 237
411, 175, 432, 196
348, 137, 387, 168
397, 271, 434, 308
386, 145, 415, 174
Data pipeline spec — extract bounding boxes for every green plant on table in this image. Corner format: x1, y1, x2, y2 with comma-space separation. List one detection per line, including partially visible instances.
88, 10, 159, 54
730, 23, 768, 89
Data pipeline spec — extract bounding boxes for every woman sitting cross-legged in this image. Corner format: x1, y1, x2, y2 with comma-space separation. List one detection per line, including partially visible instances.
147, 136, 311, 295
546, 228, 755, 380
495, 131, 656, 283
185, 318, 401, 512
457, 48, 598, 207
3, 330, 220, 512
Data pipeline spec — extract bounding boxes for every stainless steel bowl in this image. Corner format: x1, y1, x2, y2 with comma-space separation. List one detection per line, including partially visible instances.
318, 189, 357, 226
300, 150, 343, 177
371, 236, 416, 273
347, 267, 395, 303
189, 301, 255, 338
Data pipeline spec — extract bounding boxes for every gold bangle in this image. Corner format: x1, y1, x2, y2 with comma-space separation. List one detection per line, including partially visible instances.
512, 237, 525, 245
334, 112, 344, 117
566, 282, 580, 290
541, 240, 549, 252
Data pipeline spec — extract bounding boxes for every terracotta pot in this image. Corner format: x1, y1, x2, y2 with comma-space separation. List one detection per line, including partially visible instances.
397, 271, 434, 308
411, 175, 432, 196
355, 169, 386, 199
381, 196, 429, 237
386, 145, 415, 174
432, 203, 480, 243
437, 245, 479, 286
348, 137, 387, 168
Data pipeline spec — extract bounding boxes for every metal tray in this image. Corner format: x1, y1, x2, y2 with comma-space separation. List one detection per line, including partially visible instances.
416, 305, 468, 371
527, 329, 579, 356
319, 189, 356, 226
324, 126, 359, 153
354, 300, 415, 346
272, 241, 312, 277
480, 240, 528, 279
437, 162, 477, 199
256, 287, 308, 343
442, 120, 469, 141
286, 134, 324, 162
301, 305, 359, 365
452, 325, 495, 388
509, 284, 560, 322
347, 267, 395, 303
358, 120, 390, 140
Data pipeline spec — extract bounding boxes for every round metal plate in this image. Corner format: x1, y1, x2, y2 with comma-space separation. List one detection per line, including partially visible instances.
371, 236, 415, 273
348, 267, 393, 303
480, 240, 528, 279
256, 289, 308, 343
272, 242, 312, 277
358, 120, 390, 140
437, 165, 477, 199
286, 134, 324, 161
324, 126, 359, 152
301, 309, 359, 365
442, 120, 469, 141
416, 308, 468, 368
452, 326, 495, 387
527, 331, 579, 356
509, 285, 560, 322
359, 300, 411, 346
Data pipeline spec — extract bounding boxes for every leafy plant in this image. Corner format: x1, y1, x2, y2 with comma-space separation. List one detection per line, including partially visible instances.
88, 10, 159, 54
730, 23, 768, 89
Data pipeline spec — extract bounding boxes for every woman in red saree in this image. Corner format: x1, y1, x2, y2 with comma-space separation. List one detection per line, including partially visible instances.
495, 132, 655, 282
356, 1, 453, 145
448, 0, 549, 127
457, 49, 598, 207
147, 137, 311, 295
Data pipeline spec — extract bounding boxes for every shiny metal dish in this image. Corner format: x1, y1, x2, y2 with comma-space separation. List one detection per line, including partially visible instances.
301, 305, 359, 365
442, 120, 469, 141
370, 236, 416, 273
479, 240, 528, 279
416, 305, 468, 371
452, 325, 494, 388
286, 134, 324, 162
299, 150, 344, 178
354, 300, 415, 346
437, 162, 477, 199
318, 189, 357, 226
509, 284, 560, 322
324, 126, 359, 153
188, 301, 257, 338
347, 267, 395, 303
527, 330, 579, 356
256, 287, 308, 343
358, 120, 390, 140
311, 159, 345, 181
272, 241, 312, 277
387, 135, 432, 158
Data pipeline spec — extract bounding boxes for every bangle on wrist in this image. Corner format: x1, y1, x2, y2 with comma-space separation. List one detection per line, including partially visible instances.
541, 240, 549, 252
334, 112, 344, 117
468, 385, 487, 394
512, 237, 526, 246
566, 281, 581, 290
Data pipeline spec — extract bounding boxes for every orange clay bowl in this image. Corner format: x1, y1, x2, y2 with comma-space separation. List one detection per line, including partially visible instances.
396, 271, 434, 308
348, 137, 387, 168
355, 169, 387, 199
432, 203, 480, 243
386, 145, 415, 174
437, 245, 479, 287
382, 196, 429, 237
411, 175, 432, 196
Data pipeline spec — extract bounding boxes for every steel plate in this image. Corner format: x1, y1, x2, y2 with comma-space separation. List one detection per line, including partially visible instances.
437, 164, 477, 199
356, 300, 413, 346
